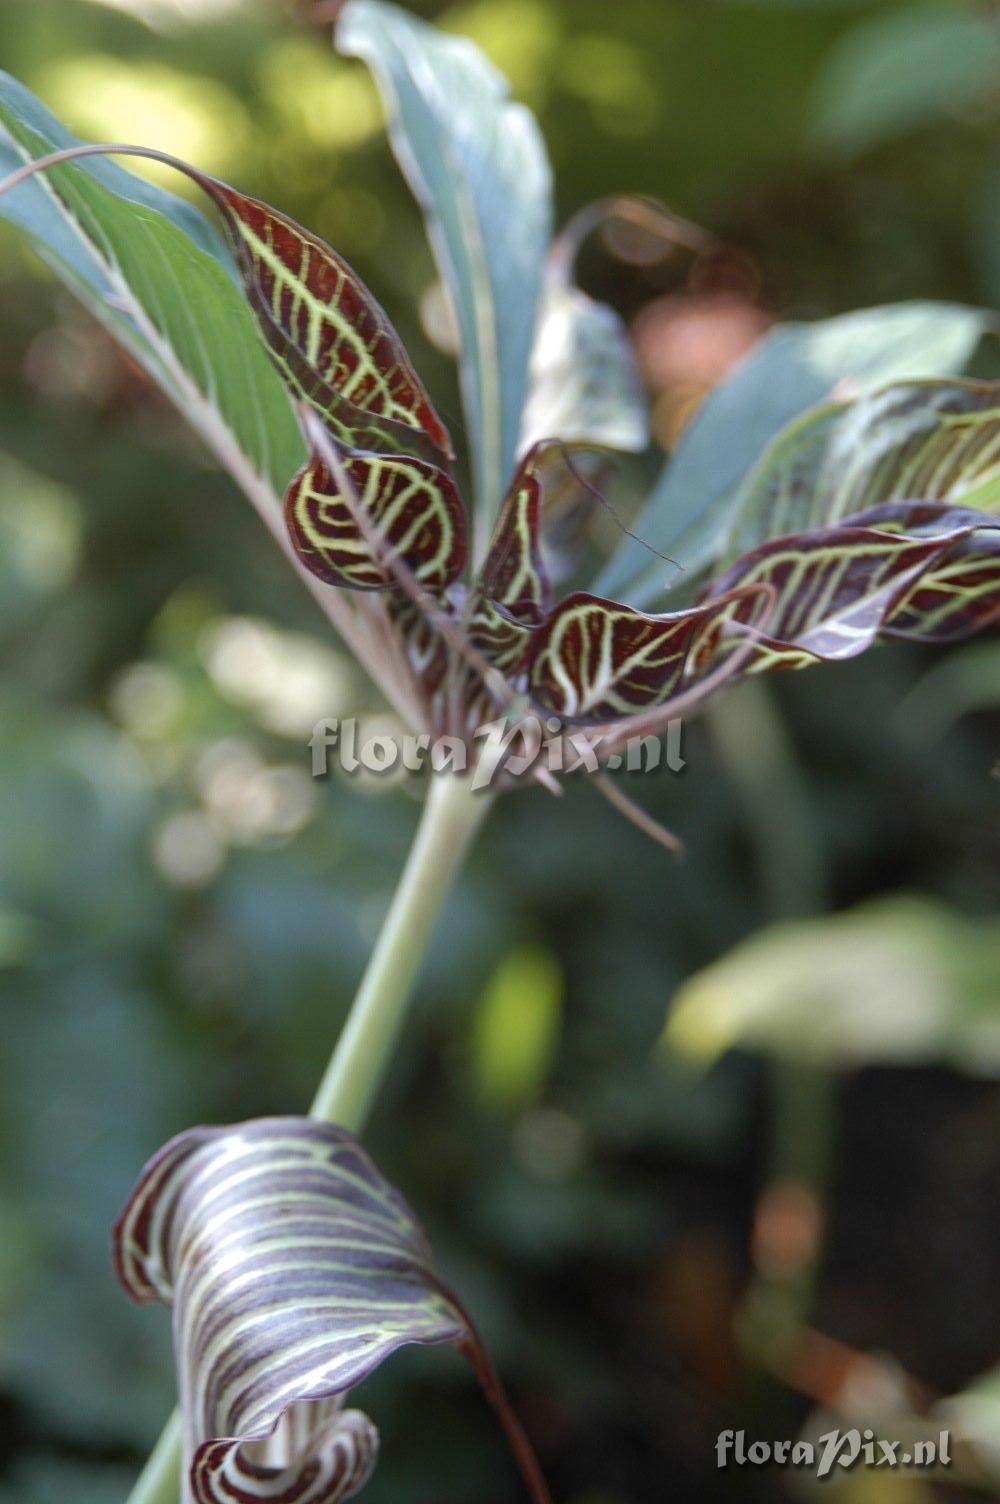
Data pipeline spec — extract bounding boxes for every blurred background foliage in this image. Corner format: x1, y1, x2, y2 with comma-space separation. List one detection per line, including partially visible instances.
1, 0, 999, 1501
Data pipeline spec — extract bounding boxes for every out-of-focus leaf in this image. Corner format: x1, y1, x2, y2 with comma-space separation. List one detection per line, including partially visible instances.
0, 74, 305, 496
900, 639, 1000, 738
116, 1117, 548, 1504
595, 303, 991, 608
663, 896, 1000, 1075
519, 210, 649, 457
809, 6, 1000, 159
472, 946, 563, 1111
939, 1365, 1000, 1483
338, 0, 553, 543
706, 521, 967, 665
724, 379, 1000, 562
847, 501, 1000, 644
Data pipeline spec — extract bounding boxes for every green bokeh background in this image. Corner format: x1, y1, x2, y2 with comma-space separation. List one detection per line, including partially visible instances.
0, 2, 999, 1501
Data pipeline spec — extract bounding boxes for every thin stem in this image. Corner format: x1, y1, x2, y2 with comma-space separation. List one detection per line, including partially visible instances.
310, 774, 490, 1126
126, 775, 491, 1504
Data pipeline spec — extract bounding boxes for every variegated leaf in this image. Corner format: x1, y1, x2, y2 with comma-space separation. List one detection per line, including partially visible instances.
468, 444, 553, 675
526, 589, 761, 721
724, 379, 1000, 563
597, 303, 990, 607
845, 501, 1000, 643
338, 0, 552, 538
478, 445, 551, 626
284, 449, 467, 593
114, 1118, 546, 1504
196, 178, 453, 463
705, 524, 964, 665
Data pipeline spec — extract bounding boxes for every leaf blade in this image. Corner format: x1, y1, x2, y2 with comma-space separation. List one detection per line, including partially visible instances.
596, 302, 992, 606
338, 0, 553, 541
0, 76, 305, 498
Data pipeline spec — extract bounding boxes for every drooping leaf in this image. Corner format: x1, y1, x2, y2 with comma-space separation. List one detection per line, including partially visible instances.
0, 74, 305, 497
846, 501, 1000, 643
596, 303, 991, 607
338, 0, 553, 538
193, 179, 453, 463
704, 524, 963, 666
526, 588, 761, 722
724, 379, 1000, 562
284, 449, 467, 593
115, 1118, 548, 1504
519, 208, 649, 457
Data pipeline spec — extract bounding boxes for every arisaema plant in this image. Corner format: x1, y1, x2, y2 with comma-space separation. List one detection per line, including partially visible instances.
1, 1, 999, 1500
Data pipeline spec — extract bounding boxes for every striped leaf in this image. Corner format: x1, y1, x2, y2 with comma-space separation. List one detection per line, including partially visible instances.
114, 1118, 548, 1504
467, 445, 552, 675
597, 304, 990, 607
338, 0, 553, 540
196, 179, 453, 463
845, 501, 1000, 643
704, 524, 968, 666
526, 589, 761, 721
724, 378, 1000, 563
284, 449, 467, 593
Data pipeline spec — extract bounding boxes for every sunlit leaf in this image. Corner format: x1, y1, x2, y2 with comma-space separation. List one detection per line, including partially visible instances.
0, 74, 304, 497
724, 379, 1000, 562
195, 179, 453, 463
596, 303, 991, 607
285, 449, 467, 592
338, 0, 553, 539
115, 1117, 549, 1504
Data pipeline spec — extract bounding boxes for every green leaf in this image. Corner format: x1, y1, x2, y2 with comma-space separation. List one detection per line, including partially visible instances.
115, 1117, 550, 1504
663, 895, 1000, 1075
808, 5, 1000, 159
595, 302, 991, 608
724, 379, 1000, 562
0, 73, 305, 498
338, 0, 553, 545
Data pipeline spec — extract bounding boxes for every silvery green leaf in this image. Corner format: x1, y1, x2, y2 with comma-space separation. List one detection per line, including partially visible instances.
338, 0, 553, 549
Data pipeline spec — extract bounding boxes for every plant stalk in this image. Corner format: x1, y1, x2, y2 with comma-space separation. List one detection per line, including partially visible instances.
126, 774, 490, 1504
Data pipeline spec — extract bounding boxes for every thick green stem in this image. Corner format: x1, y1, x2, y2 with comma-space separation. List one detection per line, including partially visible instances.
126, 776, 490, 1504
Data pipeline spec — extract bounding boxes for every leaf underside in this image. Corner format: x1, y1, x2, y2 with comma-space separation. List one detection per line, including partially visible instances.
114, 1118, 477, 1504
